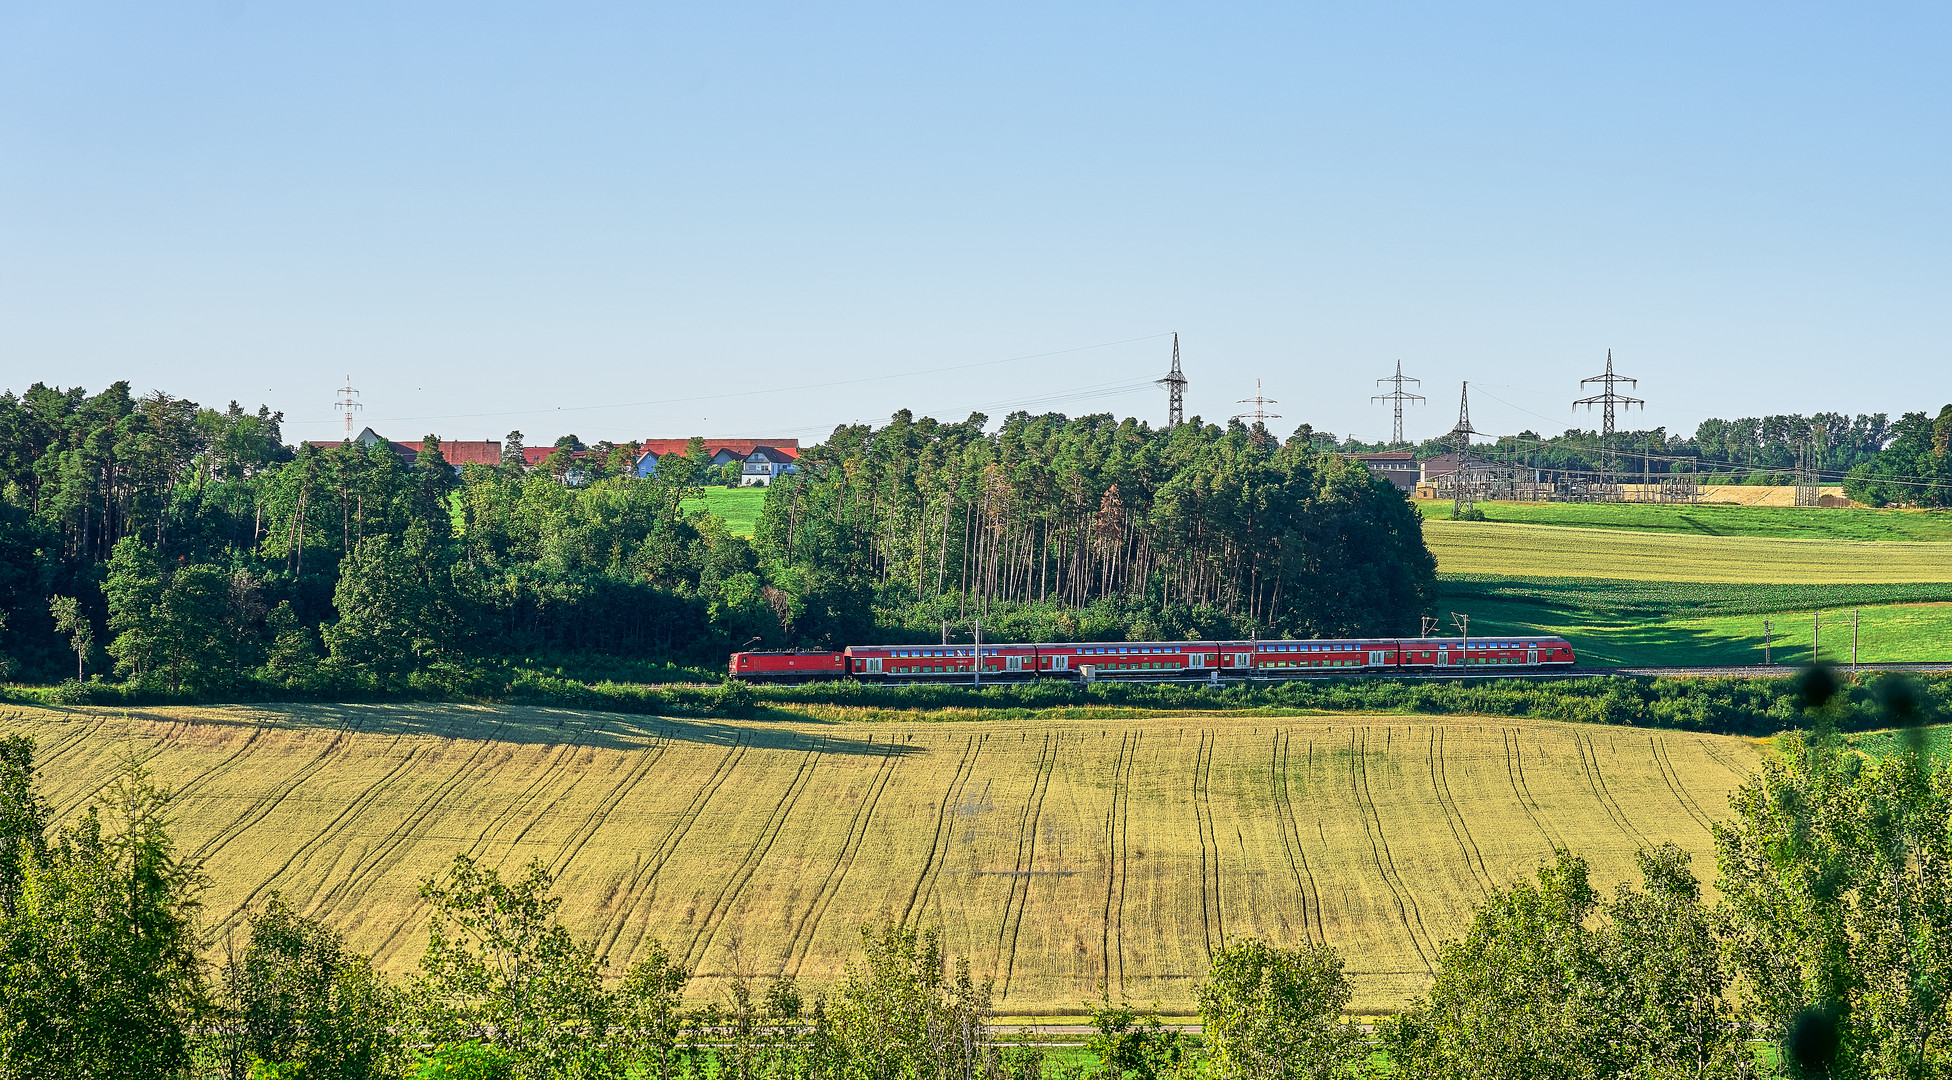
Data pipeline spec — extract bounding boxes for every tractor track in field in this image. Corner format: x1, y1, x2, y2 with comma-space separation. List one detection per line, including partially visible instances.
149, 725, 269, 807
683, 741, 823, 971
461, 714, 615, 859
1575, 735, 1650, 849
57, 710, 330, 822
220, 740, 431, 932
1428, 728, 1493, 896
30, 714, 112, 771
997, 734, 1058, 1001
1649, 738, 1717, 834
308, 721, 513, 927
1501, 728, 1562, 850
188, 720, 369, 865
902, 735, 984, 926
542, 735, 674, 880
783, 744, 902, 977
1695, 737, 1756, 782
1270, 731, 1325, 945
1191, 731, 1224, 960
1099, 731, 1137, 994
594, 739, 747, 962
1351, 727, 1434, 972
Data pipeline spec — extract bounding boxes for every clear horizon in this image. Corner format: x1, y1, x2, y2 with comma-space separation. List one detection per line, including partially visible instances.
3, 2, 1946, 447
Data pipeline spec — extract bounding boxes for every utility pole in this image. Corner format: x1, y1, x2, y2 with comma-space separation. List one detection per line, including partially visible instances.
1762, 619, 1773, 665
1232, 380, 1282, 445
1372, 360, 1425, 446
334, 376, 362, 440
1574, 350, 1643, 502
973, 618, 981, 687
1851, 608, 1860, 673
1157, 334, 1188, 428
1421, 615, 1441, 638
1450, 612, 1470, 669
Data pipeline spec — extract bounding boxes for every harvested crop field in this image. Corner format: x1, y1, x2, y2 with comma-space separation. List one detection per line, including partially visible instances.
2, 703, 1760, 1014
1425, 520, 1952, 583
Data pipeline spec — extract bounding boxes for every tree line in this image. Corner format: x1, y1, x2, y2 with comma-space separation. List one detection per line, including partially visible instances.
1843, 404, 1952, 508
754, 410, 1434, 645
1337, 410, 1908, 488
3, 667, 1948, 1078
0, 383, 1437, 691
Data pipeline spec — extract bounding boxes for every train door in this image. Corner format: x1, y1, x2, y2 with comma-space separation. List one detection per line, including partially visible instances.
1369, 650, 1386, 666
1235, 652, 1253, 669
1188, 652, 1206, 669
864, 658, 883, 674
1051, 655, 1069, 671
1006, 655, 1024, 672
1527, 648, 1538, 665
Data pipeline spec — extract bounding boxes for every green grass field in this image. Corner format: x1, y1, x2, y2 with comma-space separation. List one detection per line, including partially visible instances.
686, 486, 768, 536
1418, 500, 1952, 541
1422, 505, 1952, 665
1439, 577, 1952, 666
1, 703, 1760, 1016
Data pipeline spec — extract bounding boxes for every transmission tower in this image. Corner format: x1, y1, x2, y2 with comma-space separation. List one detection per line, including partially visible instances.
1573, 349, 1643, 436
1232, 380, 1282, 444
1156, 333, 1188, 427
1795, 438, 1821, 507
1449, 382, 1481, 517
1449, 381, 1479, 447
1372, 360, 1425, 445
1573, 350, 1643, 502
334, 375, 362, 440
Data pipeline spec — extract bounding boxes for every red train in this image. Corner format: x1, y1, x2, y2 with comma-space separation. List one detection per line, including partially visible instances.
730, 636, 1575, 683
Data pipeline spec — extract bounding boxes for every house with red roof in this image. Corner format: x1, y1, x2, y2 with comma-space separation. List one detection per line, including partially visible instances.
632, 438, 800, 478
303, 427, 503, 475
739, 445, 799, 486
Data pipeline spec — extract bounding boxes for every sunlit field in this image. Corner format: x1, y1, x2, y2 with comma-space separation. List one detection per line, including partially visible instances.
4, 703, 1759, 1015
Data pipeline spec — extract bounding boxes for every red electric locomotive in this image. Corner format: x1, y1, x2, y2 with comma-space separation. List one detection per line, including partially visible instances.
728, 650, 846, 682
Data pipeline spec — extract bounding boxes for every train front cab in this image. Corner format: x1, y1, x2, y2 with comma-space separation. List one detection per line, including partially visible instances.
730, 650, 846, 681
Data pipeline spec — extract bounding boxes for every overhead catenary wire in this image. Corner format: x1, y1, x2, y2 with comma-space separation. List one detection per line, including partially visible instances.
281, 332, 1177, 429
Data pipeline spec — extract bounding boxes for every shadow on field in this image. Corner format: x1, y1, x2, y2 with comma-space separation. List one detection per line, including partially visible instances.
1438, 577, 1781, 667
87, 702, 913, 758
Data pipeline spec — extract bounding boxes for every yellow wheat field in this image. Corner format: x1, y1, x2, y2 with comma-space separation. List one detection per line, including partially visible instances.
1, 703, 1759, 1014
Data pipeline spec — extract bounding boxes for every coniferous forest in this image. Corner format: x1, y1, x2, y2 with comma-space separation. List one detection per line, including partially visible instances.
0, 383, 1434, 692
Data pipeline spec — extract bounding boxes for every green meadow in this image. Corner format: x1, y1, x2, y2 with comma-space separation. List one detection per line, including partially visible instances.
686, 485, 768, 536
1418, 498, 1952, 541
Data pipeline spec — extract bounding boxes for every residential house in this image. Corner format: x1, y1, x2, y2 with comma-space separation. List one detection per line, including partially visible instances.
740, 445, 799, 486
304, 428, 501, 476
632, 438, 801, 478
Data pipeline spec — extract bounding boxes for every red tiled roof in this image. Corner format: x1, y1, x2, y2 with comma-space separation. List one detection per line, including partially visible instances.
392, 440, 501, 466
749, 445, 798, 461
634, 438, 800, 459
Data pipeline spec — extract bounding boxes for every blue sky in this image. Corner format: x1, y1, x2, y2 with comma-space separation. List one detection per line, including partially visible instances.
2, 2, 1946, 447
